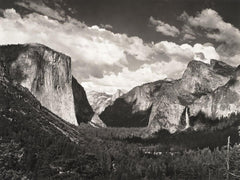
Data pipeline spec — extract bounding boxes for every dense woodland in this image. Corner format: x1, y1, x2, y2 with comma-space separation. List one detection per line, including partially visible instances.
1, 79, 240, 179
1, 111, 240, 179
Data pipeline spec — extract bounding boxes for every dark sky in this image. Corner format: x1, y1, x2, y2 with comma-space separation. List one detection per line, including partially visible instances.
0, 0, 239, 93
1, 0, 239, 43
64, 0, 240, 43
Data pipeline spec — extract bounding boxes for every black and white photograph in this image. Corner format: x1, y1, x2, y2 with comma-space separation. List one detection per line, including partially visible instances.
0, 0, 240, 179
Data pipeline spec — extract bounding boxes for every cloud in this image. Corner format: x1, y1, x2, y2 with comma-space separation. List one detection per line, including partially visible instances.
153, 41, 219, 63
83, 42, 219, 93
182, 33, 196, 40
181, 24, 196, 40
0, 8, 220, 93
82, 60, 186, 94
149, 16, 180, 37
180, 9, 240, 65
100, 24, 113, 29
0, 9, 153, 79
15, 0, 65, 21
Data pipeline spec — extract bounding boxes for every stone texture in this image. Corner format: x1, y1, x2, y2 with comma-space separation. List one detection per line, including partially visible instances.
87, 89, 124, 114
72, 77, 94, 124
100, 60, 237, 132
190, 66, 240, 119
0, 43, 93, 125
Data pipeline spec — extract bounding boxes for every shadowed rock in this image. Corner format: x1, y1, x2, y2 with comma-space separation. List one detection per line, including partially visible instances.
100, 60, 237, 133
0, 43, 93, 125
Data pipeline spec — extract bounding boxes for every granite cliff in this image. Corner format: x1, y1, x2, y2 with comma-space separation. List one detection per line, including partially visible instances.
86, 90, 124, 127
0, 43, 94, 125
100, 60, 237, 132
0, 74, 103, 179
189, 65, 240, 121
87, 89, 124, 114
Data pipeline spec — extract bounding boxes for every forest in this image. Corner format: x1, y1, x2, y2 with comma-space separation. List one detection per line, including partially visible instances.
1, 80, 240, 179
1, 111, 240, 179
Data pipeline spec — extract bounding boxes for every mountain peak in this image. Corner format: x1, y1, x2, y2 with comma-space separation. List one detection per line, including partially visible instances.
100, 59, 238, 132
185, 59, 234, 72
0, 43, 94, 126
235, 65, 240, 80
112, 89, 124, 101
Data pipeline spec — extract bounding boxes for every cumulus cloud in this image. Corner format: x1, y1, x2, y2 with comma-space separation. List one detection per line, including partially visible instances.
180, 9, 240, 65
0, 9, 153, 79
153, 41, 219, 63
182, 34, 196, 40
0, 8, 220, 93
149, 16, 180, 37
181, 24, 196, 40
83, 42, 219, 93
100, 24, 113, 29
82, 60, 186, 94
15, 0, 66, 21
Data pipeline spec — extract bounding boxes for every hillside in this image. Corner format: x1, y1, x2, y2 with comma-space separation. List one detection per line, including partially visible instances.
100, 60, 237, 132
87, 90, 124, 115
1, 61, 240, 180
0, 77, 104, 179
0, 43, 94, 125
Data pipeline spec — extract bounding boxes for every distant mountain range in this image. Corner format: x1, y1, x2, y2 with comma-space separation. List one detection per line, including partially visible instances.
1, 43, 240, 178
1, 43, 240, 134
87, 89, 124, 114
100, 59, 240, 133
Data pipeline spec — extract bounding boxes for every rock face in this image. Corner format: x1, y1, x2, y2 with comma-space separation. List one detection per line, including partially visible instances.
0, 43, 93, 125
72, 77, 94, 124
190, 66, 240, 119
89, 113, 107, 128
100, 60, 237, 132
0, 77, 82, 143
86, 90, 124, 127
0, 77, 103, 179
87, 89, 124, 114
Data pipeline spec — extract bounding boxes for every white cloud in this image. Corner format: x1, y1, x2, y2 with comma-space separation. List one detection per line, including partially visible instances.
83, 42, 220, 94
188, 9, 240, 44
149, 16, 180, 37
0, 8, 220, 93
180, 9, 240, 65
181, 24, 196, 40
192, 44, 219, 63
153, 41, 219, 63
100, 24, 113, 29
0, 9, 153, 78
15, 0, 65, 21
82, 60, 186, 94
183, 34, 196, 40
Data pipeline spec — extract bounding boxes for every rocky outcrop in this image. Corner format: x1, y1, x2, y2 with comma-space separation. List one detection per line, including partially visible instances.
111, 89, 124, 102
86, 90, 124, 127
0, 77, 103, 179
99, 83, 158, 127
87, 89, 124, 114
0, 43, 93, 125
72, 77, 105, 127
189, 66, 240, 120
147, 59, 235, 132
87, 91, 112, 114
100, 60, 237, 132
89, 114, 107, 128
180, 59, 235, 94
72, 77, 94, 124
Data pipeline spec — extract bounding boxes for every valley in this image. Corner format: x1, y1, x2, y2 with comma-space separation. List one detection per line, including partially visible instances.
0, 0, 240, 179
0, 43, 240, 179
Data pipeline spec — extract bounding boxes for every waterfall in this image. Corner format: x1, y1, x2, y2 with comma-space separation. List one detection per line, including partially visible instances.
185, 107, 190, 128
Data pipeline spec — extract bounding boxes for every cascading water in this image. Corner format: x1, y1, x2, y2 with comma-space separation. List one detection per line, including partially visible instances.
185, 107, 190, 129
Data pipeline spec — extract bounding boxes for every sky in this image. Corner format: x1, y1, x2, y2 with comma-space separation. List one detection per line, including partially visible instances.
0, 0, 239, 94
